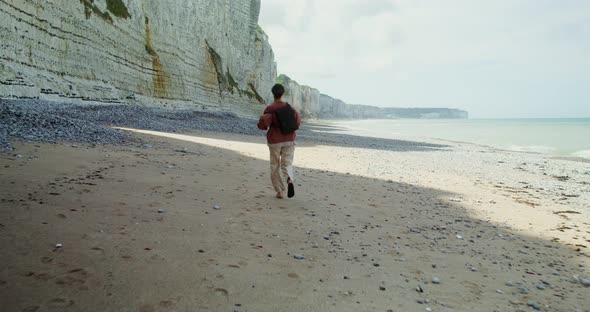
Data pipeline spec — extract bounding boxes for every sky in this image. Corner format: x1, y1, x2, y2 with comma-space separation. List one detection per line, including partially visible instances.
259, 0, 590, 118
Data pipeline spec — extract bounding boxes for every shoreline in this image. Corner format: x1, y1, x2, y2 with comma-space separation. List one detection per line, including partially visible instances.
330, 118, 590, 161
1, 100, 589, 311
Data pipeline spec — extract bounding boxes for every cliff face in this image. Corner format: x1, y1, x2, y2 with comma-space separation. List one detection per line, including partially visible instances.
0, 0, 276, 116
319, 95, 380, 119
280, 75, 468, 120
276, 74, 319, 119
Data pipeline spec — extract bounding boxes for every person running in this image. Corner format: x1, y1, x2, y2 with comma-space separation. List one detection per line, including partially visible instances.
257, 83, 301, 199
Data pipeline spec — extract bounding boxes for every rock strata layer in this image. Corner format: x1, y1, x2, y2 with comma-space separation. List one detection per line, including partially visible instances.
0, 0, 276, 116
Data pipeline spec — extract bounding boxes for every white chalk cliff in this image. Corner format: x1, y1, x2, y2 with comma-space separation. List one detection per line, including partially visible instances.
0, 0, 276, 115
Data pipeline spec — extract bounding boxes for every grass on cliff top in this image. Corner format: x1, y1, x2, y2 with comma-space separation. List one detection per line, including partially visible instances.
106, 0, 130, 18
80, 0, 113, 23
276, 74, 291, 85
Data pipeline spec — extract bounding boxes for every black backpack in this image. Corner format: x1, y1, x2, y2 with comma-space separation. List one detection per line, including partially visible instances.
274, 103, 299, 134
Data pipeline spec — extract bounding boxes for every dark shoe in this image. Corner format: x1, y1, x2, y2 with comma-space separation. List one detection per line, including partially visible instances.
287, 181, 295, 198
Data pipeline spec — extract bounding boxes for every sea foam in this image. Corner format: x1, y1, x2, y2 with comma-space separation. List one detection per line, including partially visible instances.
572, 150, 590, 159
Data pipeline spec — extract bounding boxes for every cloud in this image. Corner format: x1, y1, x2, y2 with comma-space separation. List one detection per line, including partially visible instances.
259, 0, 590, 117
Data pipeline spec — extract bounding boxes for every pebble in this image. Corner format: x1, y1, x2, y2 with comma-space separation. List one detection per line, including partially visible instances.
2, 99, 436, 152
213, 204, 220, 210
158, 209, 165, 213
432, 277, 440, 284
505, 281, 514, 287
536, 284, 545, 290
293, 254, 305, 260
0, 100, 261, 150
55, 243, 63, 248
470, 266, 478, 272
426, 308, 433, 312
456, 235, 463, 239
527, 300, 541, 310
417, 298, 425, 304
517, 286, 529, 294
575, 276, 590, 287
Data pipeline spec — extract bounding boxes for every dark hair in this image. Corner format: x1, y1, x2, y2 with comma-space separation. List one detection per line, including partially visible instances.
271, 84, 285, 99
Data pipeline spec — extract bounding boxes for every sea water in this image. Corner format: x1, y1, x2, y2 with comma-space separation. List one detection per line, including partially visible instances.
333, 118, 590, 159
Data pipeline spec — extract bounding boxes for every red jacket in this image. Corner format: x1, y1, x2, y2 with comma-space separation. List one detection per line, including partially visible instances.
257, 100, 301, 145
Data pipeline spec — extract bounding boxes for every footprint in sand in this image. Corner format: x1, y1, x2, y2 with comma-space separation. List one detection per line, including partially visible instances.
138, 304, 154, 312
34, 273, 51, 281
119, 247, 133, 260
214, 288, 229, 298
91, 247, 105, 254
54, 268, 88, 290
47, 298, 74, 310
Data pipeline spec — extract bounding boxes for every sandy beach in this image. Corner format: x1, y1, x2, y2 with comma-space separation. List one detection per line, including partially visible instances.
1, 120, 588, 311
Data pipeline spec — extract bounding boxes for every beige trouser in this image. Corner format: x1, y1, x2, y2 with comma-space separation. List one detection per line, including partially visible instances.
269, 145, 295, 193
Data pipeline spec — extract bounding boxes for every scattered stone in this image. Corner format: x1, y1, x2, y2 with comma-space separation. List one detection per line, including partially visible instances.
517, 286, 529, 294
55, 243, 63, 248
379, 286, 386, 291
536, 284, 545, 290
432, 277, 440, 284
425, 307, 433, 312
470, 266, 478, 272
417, 298, 425, 304
576, 276, 590, 287
496, 289, 503, 294
293, 254, 305, 260
416, 285, 424, 293
509, 299, 519, 306
527, 301, 541, 310
213, 204, 220, 210
456, 235, 463, 239
157, 209, 166, 213
505, 281, 514, 287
